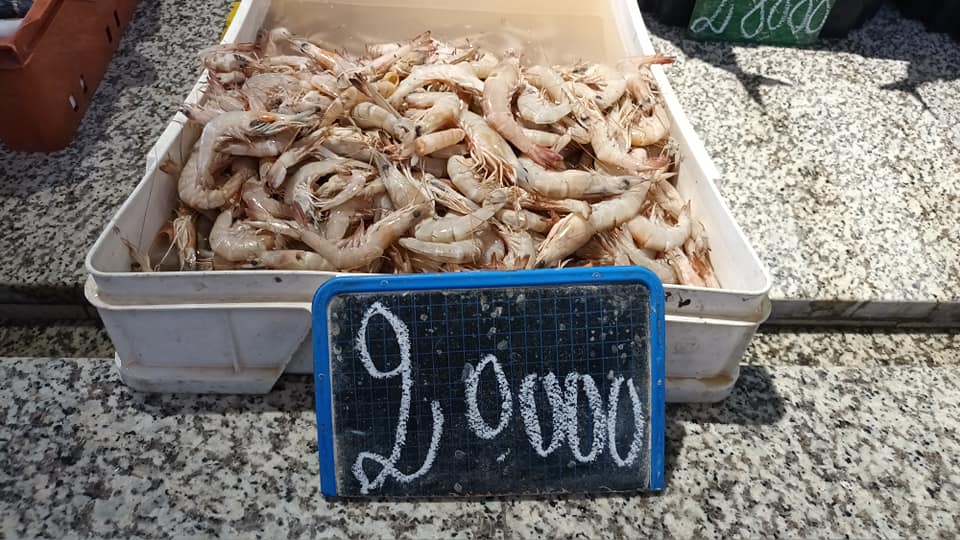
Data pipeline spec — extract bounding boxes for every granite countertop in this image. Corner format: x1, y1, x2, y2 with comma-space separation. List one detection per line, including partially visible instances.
2, 327, 959, 538
646, 6, 960, 321
0, 1, 958, 325
0, 0, 228, 308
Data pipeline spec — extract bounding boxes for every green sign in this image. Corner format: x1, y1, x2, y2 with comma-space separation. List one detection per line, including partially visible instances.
688, 0, 837, 45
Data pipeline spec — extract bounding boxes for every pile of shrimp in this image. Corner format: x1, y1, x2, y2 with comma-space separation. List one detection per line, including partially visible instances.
141, 27, 719, 288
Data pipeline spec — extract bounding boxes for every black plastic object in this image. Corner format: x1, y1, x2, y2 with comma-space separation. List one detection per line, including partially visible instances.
820, 0, 884, 38
637, 0, 696, 27
639, 0, 884, 39
0, 0, 33, 18
895, 0, 960, 40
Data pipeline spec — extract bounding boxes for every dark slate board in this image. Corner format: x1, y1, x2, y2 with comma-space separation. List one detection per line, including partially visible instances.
312, 268, 665, 498
687, 0, 838, 45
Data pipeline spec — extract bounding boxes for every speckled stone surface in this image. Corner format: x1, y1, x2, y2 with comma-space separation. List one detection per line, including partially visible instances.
0, 0, 229, 305
646, 5, 960, 307
3, 329, 960, 538
749, 327, 960, 367
0, 320, 114, 358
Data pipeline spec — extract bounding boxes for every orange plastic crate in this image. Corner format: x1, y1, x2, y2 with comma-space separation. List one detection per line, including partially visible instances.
0, 0, 138, 152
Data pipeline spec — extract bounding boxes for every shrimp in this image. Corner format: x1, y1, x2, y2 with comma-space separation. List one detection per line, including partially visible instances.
265, 55, 314, 72
218, 129, 300, 158
469, 50, 499, 79
534, 213, 594, 268
413, 188, 508, 242
373, 151, 431, 208
496, 225, 536, 270
458, 110, 525, 184
426, 174, 481, 214
260, 202, 430, 270
321, 86, 369, 127
403, 91, 456, 108
497, 209, 554, 234
627, 204, 692, 251
242, 178, 290, 221
685, 220, 720, 288
520, 128, 571, 151
618, 55, 674, 108
524, 65, 565, 102
578, 63, 626, 110
196, 110, 316, 186
372, 72, 401, 98
414, 128, 465, 156
283, 158, 367, 225
398, 237, 483, 264
665, 247, 705, 287
264, 128, 327, 188
198, 43, 258, 73
388, 64, 484, 106
386, 244, 414, 274
171, 207, 198, 271
533, 188, 646, 267
261, 27, 293, 57
649, 179, 686, 217
516, 83, 571, 125
288, 37, 357, 74
360, 31, 434, 77
351, 102, 417, 143
178, 152, 254, 210
411, 93, 462, 135
517, 157, 652, 199
325, 199, 369, 241
447, 155, 495, 204
518, 191, 592, 218
604, 227, 677, 284
567, 92, 666, 174
321, 127, 378, 161
210, 210, 274, 262
480, 229, 506, 266
242, 72, 301, 108
482, 57, 563, 169
314, 171, 367, 212
630, 104, 671, 147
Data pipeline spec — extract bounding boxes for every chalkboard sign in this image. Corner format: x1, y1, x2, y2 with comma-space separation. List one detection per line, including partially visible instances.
688, 0, 838, 45
312, 268, 665, 498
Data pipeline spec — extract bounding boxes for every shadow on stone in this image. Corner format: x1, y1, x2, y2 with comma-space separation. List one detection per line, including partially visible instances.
646, 4, 960, 111
669, 366, 787, 426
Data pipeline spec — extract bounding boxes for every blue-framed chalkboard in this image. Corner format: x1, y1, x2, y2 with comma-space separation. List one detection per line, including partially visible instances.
312, 267, 665, 498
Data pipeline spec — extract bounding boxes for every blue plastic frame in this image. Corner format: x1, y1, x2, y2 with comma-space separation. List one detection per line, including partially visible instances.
311, 266, 666, 497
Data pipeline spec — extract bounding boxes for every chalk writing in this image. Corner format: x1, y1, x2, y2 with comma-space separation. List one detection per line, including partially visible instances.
349, 302, 649, 493
464, 354, 514, 440
519, 373, 566, 457
689, 0, 836, 45
350, 302, 444, 495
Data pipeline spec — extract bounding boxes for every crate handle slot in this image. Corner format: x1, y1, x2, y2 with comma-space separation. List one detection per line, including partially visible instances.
80, 75, 87, 94
68, 95, 78, 112
105, 26, 113, 44
113, 10, 121, 28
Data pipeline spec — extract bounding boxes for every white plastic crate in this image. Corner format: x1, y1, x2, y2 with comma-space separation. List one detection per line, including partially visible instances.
84, 0, 772, 402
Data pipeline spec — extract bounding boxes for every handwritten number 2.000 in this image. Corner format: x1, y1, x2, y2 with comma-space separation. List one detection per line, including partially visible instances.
350, 302, 647, 494
690, 0, 833, 39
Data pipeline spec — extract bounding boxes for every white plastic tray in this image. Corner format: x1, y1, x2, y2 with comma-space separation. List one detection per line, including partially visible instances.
84, 0, 772, 402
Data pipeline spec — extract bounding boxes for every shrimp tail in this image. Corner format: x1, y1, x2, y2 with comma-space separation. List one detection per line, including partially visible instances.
527, 145, 565, 170
411, 30, 434, 52
623, 54, 675, 67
